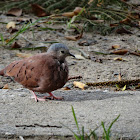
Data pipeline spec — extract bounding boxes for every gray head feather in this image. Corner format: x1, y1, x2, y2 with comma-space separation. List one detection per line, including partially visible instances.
48, 43, 69, 52
47, 43, 74, 59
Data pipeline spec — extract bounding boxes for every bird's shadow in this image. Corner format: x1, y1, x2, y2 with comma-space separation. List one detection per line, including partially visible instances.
38, 90, 132, 102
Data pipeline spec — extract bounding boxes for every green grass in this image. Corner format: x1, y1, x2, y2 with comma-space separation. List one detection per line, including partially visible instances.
6, 16, 50, 45
62, 106, 120, 140
0, 33, 4, 45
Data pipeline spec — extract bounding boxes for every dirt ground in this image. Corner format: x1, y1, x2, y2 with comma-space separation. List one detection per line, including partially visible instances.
0, 14, 140, 91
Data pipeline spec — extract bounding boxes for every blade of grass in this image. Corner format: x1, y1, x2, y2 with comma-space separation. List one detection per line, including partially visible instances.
32, 30, 35, 42
67, 7, 85, 31
107, 114, 120, 136
6, 16, 50, 45
81, 126, 84, 140
89, 125, 101, 140
0, 22, 7, 24
71, 106, 81, 136
90, 131, 98, 140
102, 114, 120, 140
90, 10, 116, 21
60, 122, 80, 140
0, 33, 4, 45
101, 121, 110, 140
6, 23, 30, 45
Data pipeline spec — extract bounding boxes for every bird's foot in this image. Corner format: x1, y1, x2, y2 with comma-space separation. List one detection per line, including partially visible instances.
31, 96, 47, 102
31, 91, 63, 102
31, 94, 46, 102
46, 92, 63, 100
31, 91, 47, 102
31, 95, 63, 101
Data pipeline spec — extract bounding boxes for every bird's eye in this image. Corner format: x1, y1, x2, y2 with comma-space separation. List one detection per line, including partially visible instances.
61, 51, 64, 53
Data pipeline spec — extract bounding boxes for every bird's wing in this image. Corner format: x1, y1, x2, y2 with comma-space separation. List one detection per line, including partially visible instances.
4, 54, 48, 89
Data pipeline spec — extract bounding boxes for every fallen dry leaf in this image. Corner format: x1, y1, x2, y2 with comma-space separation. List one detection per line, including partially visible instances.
62, 12, 75, 18
11, 42, 21, 49
6, 21, 16, 29
112, 44, 121, 49
62, 87, 71, 90
65, 32, 83, 41
119, 18, 131, 24
31, 4, 49, 17
116, 27, 132, 34
110, 49, 128, 55
3, 84, 9, 89
110, 23, 119, 27
65, 36, 78, 41
7, 8, 22, 17
114, 57, 123, 61
74, 54, 85, 60
16, 52, 33, 58
73, 81, 86, 90
88, 0, 93, 4
73, 7, 83, 15
118, 73, 122, 81
122, 85, 126, 91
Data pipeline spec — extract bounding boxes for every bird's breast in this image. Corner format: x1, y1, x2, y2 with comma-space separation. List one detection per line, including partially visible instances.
48, 60, 68, 91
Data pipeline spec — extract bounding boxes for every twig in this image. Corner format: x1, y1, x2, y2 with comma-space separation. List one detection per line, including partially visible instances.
68, 76, 82, 80
91, 50, 109, 55
70, 47, 89, 59
129, 51, 140, 57
86, 79, 140, 87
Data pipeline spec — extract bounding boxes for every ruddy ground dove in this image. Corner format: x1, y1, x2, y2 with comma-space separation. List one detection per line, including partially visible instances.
0, 43, 74, 102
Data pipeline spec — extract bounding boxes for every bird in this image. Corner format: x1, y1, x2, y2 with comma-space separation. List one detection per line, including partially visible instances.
0, 43, 75, 102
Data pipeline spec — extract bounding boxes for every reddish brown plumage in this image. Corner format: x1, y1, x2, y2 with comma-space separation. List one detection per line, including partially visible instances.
0, 43, 74, 101
0, 53, 68, 93
0, 69, 4, 76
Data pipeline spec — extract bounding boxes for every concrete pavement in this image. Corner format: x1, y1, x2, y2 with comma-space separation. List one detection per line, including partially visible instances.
0, 89, 140, 139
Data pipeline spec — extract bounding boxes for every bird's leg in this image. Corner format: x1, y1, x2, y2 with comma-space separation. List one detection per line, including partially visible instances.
47, 92, 63, 100
31, 91, 47, 102
31, 91, 63, 101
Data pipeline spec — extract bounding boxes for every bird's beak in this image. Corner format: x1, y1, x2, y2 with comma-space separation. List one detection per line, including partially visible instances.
69, 52, 75, 58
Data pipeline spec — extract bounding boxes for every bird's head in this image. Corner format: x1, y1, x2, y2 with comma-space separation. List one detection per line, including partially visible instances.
47, 43, 75, 60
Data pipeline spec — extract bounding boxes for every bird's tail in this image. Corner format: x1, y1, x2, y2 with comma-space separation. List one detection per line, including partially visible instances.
0, 69, 4, 76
